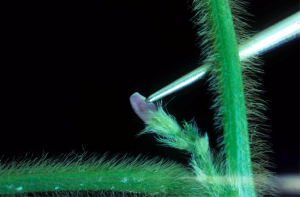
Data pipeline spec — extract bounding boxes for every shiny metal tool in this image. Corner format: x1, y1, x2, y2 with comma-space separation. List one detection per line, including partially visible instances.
145, 11, 300, 103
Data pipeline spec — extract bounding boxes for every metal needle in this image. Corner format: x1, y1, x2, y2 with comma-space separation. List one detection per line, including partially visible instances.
145, 11, 300, 103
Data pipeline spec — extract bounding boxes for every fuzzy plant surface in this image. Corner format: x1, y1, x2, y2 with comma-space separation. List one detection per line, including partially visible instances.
0, 152, 205, 196
0, 0, 280, 196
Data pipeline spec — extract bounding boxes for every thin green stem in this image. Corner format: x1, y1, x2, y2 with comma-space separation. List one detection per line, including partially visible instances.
207, 0, 256, 196
0, 153, 199, 196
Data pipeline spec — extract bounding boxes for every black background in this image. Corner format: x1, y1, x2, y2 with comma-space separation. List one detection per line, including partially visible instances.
2, 0, 299, 180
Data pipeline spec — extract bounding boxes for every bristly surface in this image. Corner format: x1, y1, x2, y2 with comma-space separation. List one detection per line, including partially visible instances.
139, 101, 226, 196
0, 152, 203, 197
191, 0, 280, 196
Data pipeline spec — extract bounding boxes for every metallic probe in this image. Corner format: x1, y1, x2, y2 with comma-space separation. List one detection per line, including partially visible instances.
145, 11, 300, 103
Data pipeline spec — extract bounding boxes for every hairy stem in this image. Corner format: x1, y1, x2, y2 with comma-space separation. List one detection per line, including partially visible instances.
0, 153, 199, 196
207, 0, 256, 196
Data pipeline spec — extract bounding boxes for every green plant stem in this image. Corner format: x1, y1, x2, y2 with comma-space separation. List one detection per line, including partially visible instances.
1, 171, 181, 195
0, 154, 199, 196
208, 0, 256, 196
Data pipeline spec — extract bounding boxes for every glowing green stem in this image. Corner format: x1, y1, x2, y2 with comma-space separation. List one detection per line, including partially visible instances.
0, 155, 199, 196
208, 0, 256, 196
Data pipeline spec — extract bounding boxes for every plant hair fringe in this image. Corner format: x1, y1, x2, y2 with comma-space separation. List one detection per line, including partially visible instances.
0, 151, 203, 197
191, 0, 280, 196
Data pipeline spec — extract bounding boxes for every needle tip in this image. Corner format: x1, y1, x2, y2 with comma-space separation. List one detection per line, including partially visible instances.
145, 98, 151, 103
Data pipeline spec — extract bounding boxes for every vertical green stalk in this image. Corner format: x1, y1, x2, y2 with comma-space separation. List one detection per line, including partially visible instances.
206, 0, 256, 196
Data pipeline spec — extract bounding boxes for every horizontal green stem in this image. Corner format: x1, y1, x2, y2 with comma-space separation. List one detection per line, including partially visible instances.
0, 154, 199, 196
1, 171, 171, 195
